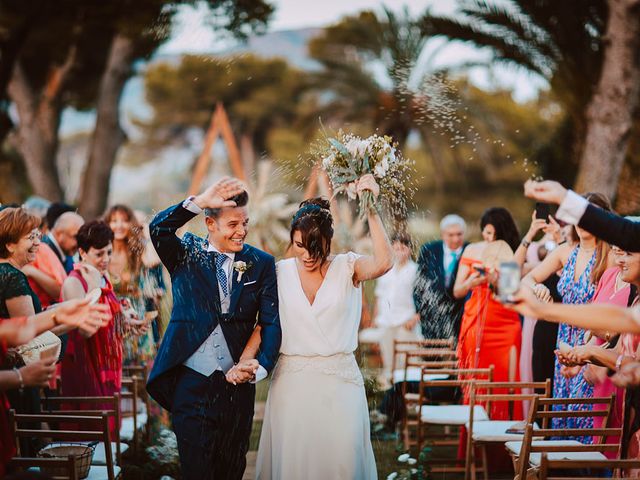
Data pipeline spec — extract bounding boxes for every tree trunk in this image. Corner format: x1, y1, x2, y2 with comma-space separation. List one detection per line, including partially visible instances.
8, 59, 76, 201
574, 0, 640, 198
78, 33, 134, 219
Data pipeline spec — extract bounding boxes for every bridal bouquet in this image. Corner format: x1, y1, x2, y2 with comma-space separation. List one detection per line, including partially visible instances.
318, 131, 413, 218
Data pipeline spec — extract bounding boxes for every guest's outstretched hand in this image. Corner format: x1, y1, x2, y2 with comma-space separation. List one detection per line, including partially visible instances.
505, 286, 542, 317
193, 177, 246, 210
613, 361, 640, 387
55, 298, 111, 335
524, 180, 568, 205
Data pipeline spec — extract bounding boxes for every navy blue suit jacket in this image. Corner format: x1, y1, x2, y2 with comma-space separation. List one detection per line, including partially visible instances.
146, 202, 282, 411
413, 240, 468, 339
579, 204, 640, 252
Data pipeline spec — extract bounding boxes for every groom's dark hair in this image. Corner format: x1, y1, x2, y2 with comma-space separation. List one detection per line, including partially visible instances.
204, 190, 249, 219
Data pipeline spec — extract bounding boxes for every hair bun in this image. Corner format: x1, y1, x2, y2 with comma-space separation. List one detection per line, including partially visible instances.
299, 197, 330, 211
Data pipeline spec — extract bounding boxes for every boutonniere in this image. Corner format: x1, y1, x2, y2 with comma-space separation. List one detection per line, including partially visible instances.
233, 261, 253, 281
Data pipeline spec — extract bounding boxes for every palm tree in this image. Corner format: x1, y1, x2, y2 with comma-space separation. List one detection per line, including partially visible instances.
308, 6, 431, 148
421, 0, 608, 183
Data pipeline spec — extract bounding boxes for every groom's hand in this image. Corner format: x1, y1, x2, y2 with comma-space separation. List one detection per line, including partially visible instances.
193, 177, 246, 210
225, 359, 259, 385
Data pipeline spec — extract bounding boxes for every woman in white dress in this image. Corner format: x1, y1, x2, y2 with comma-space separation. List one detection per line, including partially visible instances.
250, 174, 392, 480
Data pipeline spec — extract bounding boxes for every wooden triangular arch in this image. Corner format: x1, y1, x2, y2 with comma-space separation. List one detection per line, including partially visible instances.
188, 102, 247, 195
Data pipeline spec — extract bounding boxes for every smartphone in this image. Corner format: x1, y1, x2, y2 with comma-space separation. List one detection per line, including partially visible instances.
535, 202, 550, 222
498, 261, 520, 303
473, 265, 486, 276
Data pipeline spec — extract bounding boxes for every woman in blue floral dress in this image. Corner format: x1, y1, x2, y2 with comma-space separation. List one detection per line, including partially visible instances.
522, 193, 612, 440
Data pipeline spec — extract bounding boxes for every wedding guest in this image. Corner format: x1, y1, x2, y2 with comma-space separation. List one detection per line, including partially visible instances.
60, 220, 123, 437
522, 193, 612, 438
42, 212, 84, 273
104, 204, 153, 364
0, 207, 47, 455
414, 214, 468, 340
0, 299, 110, 476
44, 202, 75, 232
560, 246, 632, 457
454, 207, 523, 419
373, 234, 421, 382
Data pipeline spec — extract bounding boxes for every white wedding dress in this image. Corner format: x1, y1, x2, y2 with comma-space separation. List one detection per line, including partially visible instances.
255, 252, 378, 480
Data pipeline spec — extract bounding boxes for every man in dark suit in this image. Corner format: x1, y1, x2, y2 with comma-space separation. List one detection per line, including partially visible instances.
42, 211, 84, 273
524, 180, 640, 252
414, 214, 469, 339
147, 177, 281, 480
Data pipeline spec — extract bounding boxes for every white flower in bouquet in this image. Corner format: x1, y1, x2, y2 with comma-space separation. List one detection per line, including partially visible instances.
316, 130, 413, 218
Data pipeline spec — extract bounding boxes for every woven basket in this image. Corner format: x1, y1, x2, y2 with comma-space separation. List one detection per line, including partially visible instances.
38, 443, 95, 479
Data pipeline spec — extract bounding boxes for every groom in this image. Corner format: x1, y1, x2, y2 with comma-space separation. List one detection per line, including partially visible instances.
146, 177, 281, 480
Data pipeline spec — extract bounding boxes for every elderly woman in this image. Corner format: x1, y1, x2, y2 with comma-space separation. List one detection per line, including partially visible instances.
0, 207, 51, 456
0, 299, 111, 476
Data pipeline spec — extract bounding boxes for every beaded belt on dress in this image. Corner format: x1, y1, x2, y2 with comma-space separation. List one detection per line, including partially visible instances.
274, 352, 364, 386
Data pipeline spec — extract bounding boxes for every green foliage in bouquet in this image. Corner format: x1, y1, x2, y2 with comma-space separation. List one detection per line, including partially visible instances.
317, 131, 415, 219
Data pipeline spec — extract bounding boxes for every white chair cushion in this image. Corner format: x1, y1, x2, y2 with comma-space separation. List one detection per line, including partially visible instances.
393, 367, 449, 384
504, 440, 608, 466
120, 412, 148, 441
467, 420, 539, 442
91, 442, 129, 465
420, 405, 488, 425
120, 418, 135, 441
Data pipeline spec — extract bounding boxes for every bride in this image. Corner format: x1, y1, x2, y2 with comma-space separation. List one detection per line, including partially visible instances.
239, 174, 392, 479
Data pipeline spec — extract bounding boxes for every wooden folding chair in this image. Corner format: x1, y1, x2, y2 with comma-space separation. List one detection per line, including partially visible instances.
41, 393, 126, 466
391, 338, 456, 384
464, 379, 552, 480
409, 366, 494, 473
399, 351, 458, 450
10, 456, 80, 480
510, 395, 619, 480
538, 454, 640, 480
120, 375, 141, 452
9, 410, 120, 480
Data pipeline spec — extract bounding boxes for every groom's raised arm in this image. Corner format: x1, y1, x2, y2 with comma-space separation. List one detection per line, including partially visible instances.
149, 202, 197, 273
255, 257, 281, 373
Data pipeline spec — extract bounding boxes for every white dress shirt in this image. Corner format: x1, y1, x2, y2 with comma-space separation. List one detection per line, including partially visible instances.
181, 197, 267, 382
374, 260, 418, 329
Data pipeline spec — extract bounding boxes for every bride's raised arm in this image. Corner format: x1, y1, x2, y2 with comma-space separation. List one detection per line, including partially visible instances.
353, 175, 394, 284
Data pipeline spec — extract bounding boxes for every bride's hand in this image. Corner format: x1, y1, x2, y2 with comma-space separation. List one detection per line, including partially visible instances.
356, 174, 380, 199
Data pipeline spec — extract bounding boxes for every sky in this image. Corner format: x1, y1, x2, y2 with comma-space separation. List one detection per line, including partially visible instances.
158, 0, 546, 101
160, 0, 448, 53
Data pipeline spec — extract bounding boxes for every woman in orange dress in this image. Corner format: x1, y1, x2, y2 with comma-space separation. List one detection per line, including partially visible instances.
453, 207, 523, 420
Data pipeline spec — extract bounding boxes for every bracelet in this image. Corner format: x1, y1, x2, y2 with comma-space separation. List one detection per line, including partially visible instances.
615, 354, 624, 371
521, 239, 531, 248
13, 367, 24, 390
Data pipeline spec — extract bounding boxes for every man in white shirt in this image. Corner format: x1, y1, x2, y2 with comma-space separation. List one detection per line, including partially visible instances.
373, 234, 421, 382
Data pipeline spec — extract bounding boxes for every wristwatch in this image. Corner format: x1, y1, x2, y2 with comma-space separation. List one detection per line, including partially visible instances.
521, 239, 531, 248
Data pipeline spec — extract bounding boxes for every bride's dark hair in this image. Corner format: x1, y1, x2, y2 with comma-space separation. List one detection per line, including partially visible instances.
290, 197, 333, 265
